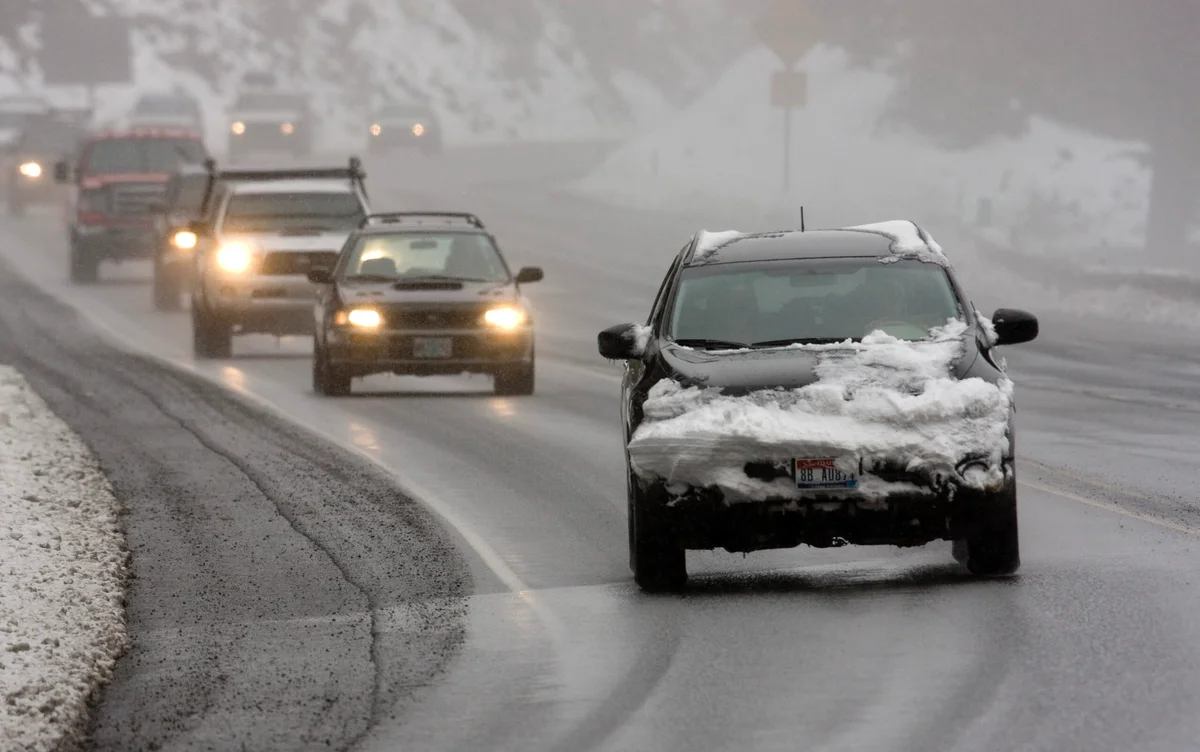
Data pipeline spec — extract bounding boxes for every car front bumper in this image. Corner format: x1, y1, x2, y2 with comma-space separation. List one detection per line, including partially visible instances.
326, 326, 533, 377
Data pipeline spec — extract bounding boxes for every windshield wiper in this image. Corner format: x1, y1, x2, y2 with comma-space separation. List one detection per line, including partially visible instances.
751, 337, 854, 347
343, 273, 397, 282
672, 338, 750, 350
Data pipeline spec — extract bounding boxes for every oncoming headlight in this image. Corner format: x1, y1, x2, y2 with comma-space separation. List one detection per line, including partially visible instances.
336, 308, 382, 328
412, 123, 424, 136
18, 161, 41, 178
483, 306, 525, 330
369, 123, 381, 136
172, 230, 197, 249
280, 122, 294, 135
231, 121, 246, 135
215, 242, 253, 273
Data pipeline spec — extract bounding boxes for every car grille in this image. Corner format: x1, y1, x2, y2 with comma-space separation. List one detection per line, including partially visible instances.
109, 182, 166, 217
259, 251, 338, 276
379, 303, 490, 330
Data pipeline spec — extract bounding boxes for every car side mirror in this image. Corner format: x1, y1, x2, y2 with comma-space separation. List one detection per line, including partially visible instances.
991, 308, 1038, 346
514, 266, 543, 284
307, 267, 332, 284
598, 323, 647, 360
53, 161, 70, 184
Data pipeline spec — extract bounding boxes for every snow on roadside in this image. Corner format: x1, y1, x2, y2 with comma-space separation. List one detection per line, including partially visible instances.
0, 367, 129, 752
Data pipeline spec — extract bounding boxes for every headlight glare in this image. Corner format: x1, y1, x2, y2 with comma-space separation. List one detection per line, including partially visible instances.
280, 122, 294, 134
172, 230, 197, 249
369, 123, 381, 136
18, 161, 41, 178
412, 123, 424, 136
345, 308, 381, 328
484, 306, 525, 329
215, 242, 252, 273
231, 121, 246, 135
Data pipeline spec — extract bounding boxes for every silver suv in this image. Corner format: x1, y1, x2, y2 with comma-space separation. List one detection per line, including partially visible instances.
187, 159, 369, 358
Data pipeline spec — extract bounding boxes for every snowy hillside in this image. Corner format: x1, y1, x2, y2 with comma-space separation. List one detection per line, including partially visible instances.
0, 0, 749, 149
574, 45, 1152, 253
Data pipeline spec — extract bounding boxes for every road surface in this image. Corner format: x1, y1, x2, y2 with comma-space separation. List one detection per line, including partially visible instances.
2, 144, 1200, 751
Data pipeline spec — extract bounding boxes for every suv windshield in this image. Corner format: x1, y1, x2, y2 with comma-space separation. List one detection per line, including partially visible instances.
340, 232, 509, 282
233, 93, 305, 111
83, 138, 207, 174
669, 258, 963, 346
221, 192, 364, 233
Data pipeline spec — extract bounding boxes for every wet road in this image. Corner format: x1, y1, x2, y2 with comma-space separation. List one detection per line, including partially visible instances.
3, 144, 1200, 751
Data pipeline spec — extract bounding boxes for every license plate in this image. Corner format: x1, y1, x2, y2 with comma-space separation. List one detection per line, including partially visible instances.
794, 458, 857, 489
413, 337, 453, 358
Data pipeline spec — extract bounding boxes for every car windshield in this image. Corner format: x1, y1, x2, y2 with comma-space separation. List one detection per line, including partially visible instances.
669, 258, 963, 346
134, 97, 197, 116
221, 192, 364, 232
83, 138, 207, 174
341, 232, 509, 282
233, 93, 305, 111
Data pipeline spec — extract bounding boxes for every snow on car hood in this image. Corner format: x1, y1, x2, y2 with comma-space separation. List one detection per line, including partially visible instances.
627, 320, 1013, 503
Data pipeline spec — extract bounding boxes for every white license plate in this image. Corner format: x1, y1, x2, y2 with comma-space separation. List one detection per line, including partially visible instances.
413, 337, 453, 358
794, 458, 857, 490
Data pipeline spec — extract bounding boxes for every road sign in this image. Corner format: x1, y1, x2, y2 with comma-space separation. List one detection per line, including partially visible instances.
756, 0, 820, 67
771, 70, 807, 108
39, 13, 133, 86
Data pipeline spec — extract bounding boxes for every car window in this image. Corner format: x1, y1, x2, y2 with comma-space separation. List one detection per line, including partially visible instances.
341, 232, 509, 282
647, 245, 688, 327
220, 191, 364, 233
669, 258, 963, 345
82, 138, 207, 174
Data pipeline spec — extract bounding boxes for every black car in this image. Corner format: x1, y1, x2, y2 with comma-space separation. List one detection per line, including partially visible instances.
366, 103, 442, 155
597, 221, 1039, 592
309, 212, 543, 396
5, 111, 86, 215
151, 161, 214, 309
228, 90, 313, 161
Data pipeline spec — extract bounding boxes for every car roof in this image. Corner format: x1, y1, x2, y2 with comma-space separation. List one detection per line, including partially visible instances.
683, 221, 946, 266
86, 129, 203, 141
229, 179, 356, 195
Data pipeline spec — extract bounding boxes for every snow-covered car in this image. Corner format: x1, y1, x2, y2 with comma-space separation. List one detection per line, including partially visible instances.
366, 103, 442, 155
186, 158, 369, 358
308, 211, 542, 396
597, 221, 1040, 592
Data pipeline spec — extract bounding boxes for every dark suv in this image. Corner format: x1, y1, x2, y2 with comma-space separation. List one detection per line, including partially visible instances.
597, 221, 1039, 591
309, 212, 543, 396
152, 161, 214, 309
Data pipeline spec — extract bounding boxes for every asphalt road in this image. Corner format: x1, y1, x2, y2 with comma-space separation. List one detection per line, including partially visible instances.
3, 143, 1200, 751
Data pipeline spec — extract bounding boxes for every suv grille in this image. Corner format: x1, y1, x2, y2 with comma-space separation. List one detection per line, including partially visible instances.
380, 303, 490, 330
259, 251, 338, 276
109, 182, 167, 217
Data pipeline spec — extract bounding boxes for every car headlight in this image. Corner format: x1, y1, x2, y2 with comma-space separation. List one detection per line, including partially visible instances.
412, 123, 424, 136
18, 161, 41, 178
484, 306, 525, 330
280, 122, 294, 135
335, 308, 382, 328
215, 242, 253, 273
369, 123, 381, 136
172, 230, 197, 249
231, 121, 246, 135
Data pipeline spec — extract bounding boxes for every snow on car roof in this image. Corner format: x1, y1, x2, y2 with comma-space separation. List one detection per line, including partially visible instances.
842, 220, 947, 265
230, 179, 355, 195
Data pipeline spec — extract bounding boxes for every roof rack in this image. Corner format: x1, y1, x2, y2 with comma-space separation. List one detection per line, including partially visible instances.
199, 156, 367, 216
358, 211, 485, 229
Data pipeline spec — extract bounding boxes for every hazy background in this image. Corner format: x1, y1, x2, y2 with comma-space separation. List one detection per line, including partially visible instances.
1, 0, 1197, 279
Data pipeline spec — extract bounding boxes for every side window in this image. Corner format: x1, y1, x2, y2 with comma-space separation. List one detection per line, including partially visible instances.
647, 245, 687, 327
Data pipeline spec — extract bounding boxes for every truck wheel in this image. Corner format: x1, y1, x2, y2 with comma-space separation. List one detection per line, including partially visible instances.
192, 305, 232, 359
69, 243, 99, 284
628, 468, 687, 592
493, 359, 534, 396
312, 342, 351, 396
953, 479, 1020, 576
152, 259, 182, 311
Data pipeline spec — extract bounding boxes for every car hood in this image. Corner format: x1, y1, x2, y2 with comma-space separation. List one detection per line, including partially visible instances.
658, 334, 980, 394
338, 279, 519, 306
225, 232, 349, 252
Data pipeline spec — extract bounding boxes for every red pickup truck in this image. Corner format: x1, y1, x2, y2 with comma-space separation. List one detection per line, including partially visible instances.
55, 129, 209, 283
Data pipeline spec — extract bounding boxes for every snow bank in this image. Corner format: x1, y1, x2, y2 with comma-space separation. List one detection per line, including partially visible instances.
0, 367, 128, 752
627, 321, 1013, 504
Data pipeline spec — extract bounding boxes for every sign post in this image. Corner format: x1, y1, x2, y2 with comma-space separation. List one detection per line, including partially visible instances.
756, 0, 819, 193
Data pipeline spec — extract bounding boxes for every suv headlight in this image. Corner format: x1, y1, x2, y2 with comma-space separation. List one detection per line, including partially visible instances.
172, 230, 197, 249
18, 161, 41, 178
483, 306, 525, 330
215, 242, 253, 273
335, 308, 381, 328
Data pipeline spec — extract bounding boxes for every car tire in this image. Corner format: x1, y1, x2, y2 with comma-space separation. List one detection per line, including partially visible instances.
628, 467, 687, 592
152, 259, 182, 311
312, 342, 351, 396
192, 304, 232, 359
69, 242, 99, 284
493, 359, 535, 396
953, 477, 1020, 576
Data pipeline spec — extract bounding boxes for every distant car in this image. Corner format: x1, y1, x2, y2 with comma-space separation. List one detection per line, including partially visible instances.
55, 129, 210, 283
227, 90, 313, 161
186, 159, 369, 358
151, 161, 215, 310
128, 92, 205, 140
366, 104, 442, 155
5, 111, 87, 215
309, 212, 542, 396
597, 221, 1040, 591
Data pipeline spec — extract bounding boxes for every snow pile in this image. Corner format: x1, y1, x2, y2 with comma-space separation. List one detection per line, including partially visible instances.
0, 367, 129, 752
573, 45, 1151, 251
627, 321, 1013, 504
845, 220, 947, 265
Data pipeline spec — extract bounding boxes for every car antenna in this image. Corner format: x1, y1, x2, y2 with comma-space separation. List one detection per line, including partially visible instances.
800, 206, 805, 232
